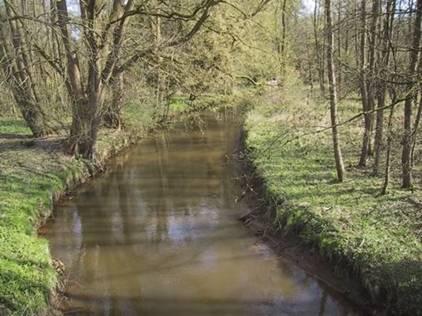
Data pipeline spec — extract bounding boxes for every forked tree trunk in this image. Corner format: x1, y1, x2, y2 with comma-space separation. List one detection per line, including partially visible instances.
68, 96, 101, 159
325, 0, 345, 182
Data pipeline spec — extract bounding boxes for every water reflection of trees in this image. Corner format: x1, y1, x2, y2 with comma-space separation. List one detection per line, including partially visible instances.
50, 111, 357, 315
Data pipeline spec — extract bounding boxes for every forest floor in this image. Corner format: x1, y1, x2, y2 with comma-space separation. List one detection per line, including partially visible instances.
243, 79, 422, 315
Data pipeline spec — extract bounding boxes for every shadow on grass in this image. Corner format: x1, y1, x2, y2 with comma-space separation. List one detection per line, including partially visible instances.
0, 137, 64, 154
0, 133, 30, 140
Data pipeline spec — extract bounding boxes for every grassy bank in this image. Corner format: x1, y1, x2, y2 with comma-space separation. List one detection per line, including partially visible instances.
0, 95, 237, 315
244, 80, 422, 314
0, 104, 157, 315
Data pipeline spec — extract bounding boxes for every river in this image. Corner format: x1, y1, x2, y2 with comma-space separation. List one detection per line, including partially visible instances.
46, 110, 360, 315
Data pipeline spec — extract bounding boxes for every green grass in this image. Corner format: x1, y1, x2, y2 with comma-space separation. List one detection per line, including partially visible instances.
245, 81, 422, 314
0, 119, 32, 136
0, 94, 235, 314
0, 141, 85, 314
0, 111, 155, 315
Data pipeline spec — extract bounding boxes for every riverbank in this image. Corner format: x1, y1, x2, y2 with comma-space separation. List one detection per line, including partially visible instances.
0, 95, 238, 315
0, 118, 148, 315
243, 82, 422, 315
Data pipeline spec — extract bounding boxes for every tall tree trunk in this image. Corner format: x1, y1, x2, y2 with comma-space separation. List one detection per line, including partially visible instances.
325, 0, 345, 182
313, 0, 326, 96
381, 103, 396, 195
366, 0, 380, 156
56, 0, 99, 159
402, 0, 422, 188
336, 2, 342, 93
280, 0, 288, 74
373, 0, 395, 175
358, 0, 371, 167
411, 52, 422, 165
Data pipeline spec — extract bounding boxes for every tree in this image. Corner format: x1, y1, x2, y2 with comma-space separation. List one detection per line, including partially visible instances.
0, 1, 50, 137
373, 0, 395, 175
357, 0, 372, 167
51, 0, 221, 159
325, 0, 345, 182
402, 0, 422, 188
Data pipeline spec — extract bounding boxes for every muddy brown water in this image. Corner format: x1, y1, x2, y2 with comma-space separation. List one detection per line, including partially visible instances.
46, 111, 362, 315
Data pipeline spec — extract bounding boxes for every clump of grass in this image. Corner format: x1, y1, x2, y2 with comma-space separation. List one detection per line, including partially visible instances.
244, 80, 422, 314
0, 119, 31, 136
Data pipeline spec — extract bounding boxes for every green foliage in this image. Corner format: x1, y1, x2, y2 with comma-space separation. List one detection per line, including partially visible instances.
245, 82, 422, 314
169, 97, 190, 113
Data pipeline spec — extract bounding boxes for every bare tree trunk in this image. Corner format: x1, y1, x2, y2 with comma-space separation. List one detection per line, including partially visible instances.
325, 0, 345, 182
411, 52, 422, 165
56, 0, 98, 158
366, 0, 380, 156
411, 89, 422, 166
373, 0, 395, 175
280, 0, 288, 74
402, 0, 422, 188
56, 0, 134, 158
336, 1, 342, 93
155, 16, 164, 119
313, 0, 325, 96
358, 0, 371, 167
104, 72, 124, 129
381, 103, 396, 195
0, 2, 49, 137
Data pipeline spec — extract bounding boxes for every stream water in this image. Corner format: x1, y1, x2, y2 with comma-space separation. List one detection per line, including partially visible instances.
46, 111, 361, 315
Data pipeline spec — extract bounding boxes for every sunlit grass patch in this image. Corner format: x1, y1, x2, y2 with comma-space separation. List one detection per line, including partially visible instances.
0, 110, 155, 315
245, 83, 422, 314
0, 119, 31, 136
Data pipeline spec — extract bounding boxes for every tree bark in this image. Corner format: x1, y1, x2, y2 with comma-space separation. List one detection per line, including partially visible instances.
313, 0, 325, 96
381, 104, 396, 195
358, 0, 371, 167
401, 0, 422, 188
373, 0, 395, 175
104, 72, 124, 129
325, 0, 345, 182
366, 0, 380, 156
280, 0, 288, 74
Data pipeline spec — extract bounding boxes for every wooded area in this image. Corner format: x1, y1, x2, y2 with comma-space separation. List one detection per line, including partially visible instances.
0, 0, 421, 315
1, 0, 421, 188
